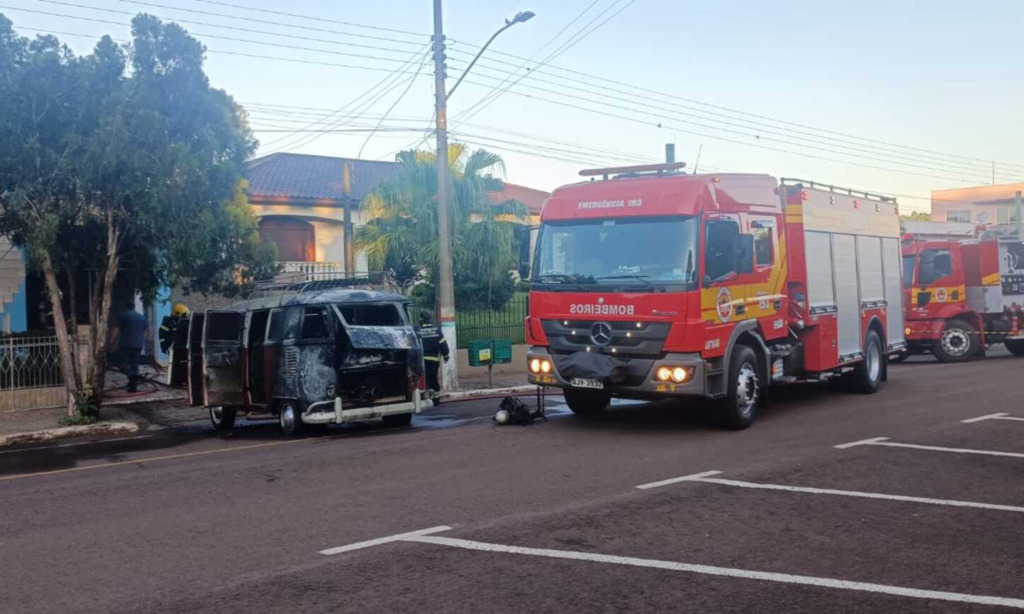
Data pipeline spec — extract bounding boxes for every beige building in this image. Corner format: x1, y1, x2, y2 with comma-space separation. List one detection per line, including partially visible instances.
931, 183, 1024, 231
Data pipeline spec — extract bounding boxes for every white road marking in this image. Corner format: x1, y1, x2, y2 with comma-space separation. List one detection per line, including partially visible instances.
319, 526, 452, 556
836, 438, 1024, 459
636, 470, 1024, 513
834, 436, 890, 449
636, 470, 724, 490
0, 435, 153, 455
963, 413, 1024, 424
404, 534, 1024, 610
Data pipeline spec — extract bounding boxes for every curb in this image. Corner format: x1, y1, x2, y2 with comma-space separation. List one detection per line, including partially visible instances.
442, 384, 538, 402
0, 421, 141, 448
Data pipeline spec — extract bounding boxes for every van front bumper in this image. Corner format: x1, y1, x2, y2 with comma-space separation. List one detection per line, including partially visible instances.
303, 394, 432, 425
526, 347, 706, 399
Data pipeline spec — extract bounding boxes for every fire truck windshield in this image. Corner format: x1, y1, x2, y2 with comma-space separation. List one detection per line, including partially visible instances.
533, 216, 698, 291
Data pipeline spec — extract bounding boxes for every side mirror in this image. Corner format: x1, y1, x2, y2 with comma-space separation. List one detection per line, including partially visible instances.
702, 274, 712, 287
736, 234, 755, 275
917, 291, 931, 307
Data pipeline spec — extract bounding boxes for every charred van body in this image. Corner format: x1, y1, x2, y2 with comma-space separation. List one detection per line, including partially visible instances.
176, 284, 427, 436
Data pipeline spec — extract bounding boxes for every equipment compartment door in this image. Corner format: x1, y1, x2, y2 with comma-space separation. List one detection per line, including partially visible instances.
832, 234, 861, 359
881, 237, 904, 345
202, 310, 245, 407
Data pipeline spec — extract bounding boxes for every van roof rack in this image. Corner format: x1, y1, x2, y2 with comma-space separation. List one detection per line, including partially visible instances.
780, 178, 897, 203
247, 272, 386, 299
579, 162, 687, 181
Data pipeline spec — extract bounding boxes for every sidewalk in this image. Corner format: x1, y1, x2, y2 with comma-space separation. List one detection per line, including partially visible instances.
1, 368, 532, 446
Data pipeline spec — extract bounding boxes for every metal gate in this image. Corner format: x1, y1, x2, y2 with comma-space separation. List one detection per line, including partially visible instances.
0, 336, 66, 411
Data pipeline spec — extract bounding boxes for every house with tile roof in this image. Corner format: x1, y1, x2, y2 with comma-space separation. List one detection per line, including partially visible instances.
245, 152, 549, 280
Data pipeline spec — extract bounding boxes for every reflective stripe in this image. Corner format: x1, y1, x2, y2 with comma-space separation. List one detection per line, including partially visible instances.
424, 356, 441, 362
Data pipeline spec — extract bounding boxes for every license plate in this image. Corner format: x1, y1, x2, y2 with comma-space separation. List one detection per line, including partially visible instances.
570, 377, 604, 390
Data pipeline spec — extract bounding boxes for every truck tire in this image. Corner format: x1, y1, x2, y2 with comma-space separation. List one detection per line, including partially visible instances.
278, 400, 305, 437
932, 319, 978, 363
209, 406, 236, 432
720, 344, 759, 430
563, 389, 610, 416
382, 413, 413, 427
1004, 339, 1024, 356
851, 330, 884, 394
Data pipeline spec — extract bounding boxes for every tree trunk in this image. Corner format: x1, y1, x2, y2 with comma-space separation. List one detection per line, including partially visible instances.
40, 254, 80, 418
87, 211, 121, 410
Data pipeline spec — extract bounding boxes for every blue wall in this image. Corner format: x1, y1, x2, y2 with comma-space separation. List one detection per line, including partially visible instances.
1, 249, 28, 333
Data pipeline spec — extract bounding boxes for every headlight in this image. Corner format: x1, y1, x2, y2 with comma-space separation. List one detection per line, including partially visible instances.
656, 366, 673, 381
540, 359, 552, 373
671, 367, 690, 383
529, 358, 542, 374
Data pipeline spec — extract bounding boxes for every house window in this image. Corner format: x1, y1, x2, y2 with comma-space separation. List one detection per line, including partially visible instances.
259, 217, 316, 262
997, 207, 1017, 224
946, 210, 972, 223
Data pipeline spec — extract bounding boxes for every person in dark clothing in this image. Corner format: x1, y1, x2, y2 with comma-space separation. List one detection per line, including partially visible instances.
418, 311, 450, 399
114, 303, 148, 392
159, 303, 190, 355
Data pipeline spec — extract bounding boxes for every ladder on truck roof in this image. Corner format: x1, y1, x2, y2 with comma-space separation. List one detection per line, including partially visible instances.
579, 162, 687, 181
781, 178, 897, 203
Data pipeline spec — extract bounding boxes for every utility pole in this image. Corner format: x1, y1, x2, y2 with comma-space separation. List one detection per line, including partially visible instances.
431, 2, 534, 392
1015, 190, 1022, 239
432, 0, 458, 391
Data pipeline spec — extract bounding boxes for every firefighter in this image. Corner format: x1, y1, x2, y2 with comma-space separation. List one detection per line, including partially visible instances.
159, 303, 190, 355
418, 311, 450, 400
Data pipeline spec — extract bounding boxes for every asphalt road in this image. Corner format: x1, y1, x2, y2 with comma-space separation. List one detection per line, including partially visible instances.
2, 351, 1023, 613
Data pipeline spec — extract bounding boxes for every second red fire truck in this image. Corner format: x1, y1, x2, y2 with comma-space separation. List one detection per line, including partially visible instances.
526, 163, 906, 429
899, 229, 1024, 362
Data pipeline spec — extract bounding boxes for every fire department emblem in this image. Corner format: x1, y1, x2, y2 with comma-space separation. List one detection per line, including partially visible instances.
716, 287, 734, 323
935, 288, 947, 303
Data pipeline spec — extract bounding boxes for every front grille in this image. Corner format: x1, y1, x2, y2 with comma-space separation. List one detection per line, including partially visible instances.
541, 319, 670, 358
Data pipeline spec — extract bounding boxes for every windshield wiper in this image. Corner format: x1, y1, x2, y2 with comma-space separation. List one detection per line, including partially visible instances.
595, 274, 653, 288
535, 273, 594, 287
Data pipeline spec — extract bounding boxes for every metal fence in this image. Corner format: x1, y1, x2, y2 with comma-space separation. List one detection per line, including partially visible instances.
410, 297, 529, 349
0, 335, 66, 411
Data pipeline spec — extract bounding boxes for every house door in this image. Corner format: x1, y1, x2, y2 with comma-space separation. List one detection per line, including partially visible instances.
259, 217, 316, 262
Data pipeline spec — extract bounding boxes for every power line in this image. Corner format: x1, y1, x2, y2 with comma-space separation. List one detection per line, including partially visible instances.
194, 0, 426, 39
40, 1, 422, 57
357, 52, 432, 158
457, 0, 637, 125
449, 70, 1015, 184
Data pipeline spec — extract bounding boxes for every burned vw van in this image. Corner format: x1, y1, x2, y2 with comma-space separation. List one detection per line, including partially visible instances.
177, 284, 427, 436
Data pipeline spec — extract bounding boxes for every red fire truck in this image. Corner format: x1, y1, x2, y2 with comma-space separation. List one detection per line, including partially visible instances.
525, 164, 906, 429
899, 231, 1024, 362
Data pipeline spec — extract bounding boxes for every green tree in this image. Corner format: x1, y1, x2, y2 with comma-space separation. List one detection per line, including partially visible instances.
355, 145, 528, 306
0, 14, 274, 417
900, 211, 931, 222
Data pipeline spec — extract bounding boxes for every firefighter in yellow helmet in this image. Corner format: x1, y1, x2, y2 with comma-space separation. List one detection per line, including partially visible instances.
159, 303, 190, 355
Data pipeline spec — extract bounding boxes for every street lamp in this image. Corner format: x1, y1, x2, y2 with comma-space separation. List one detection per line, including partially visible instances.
432, 4, 534, 391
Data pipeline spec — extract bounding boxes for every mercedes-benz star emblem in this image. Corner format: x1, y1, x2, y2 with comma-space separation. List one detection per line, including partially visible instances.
590, 322, 613, 346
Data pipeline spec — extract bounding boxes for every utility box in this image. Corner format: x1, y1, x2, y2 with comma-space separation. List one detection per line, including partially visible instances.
491, 339, 513, 364
468, 340, 493, 367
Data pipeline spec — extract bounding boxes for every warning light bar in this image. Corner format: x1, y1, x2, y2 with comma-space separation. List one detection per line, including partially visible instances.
579, 162, 687, 180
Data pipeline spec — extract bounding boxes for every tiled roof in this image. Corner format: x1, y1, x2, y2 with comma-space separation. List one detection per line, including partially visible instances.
245, 153, 398, 202
490, 183, 550, 215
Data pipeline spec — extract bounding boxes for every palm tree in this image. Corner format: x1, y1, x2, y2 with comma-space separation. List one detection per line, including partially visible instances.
355, 144, 529, 306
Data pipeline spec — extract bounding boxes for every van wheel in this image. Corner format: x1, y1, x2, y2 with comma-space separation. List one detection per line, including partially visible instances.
851, 330, 884, 393
1004, 339, 1024, 356
209, 406, 236, 432
720, 344, 759, 430
932, 320, 977, 363
563, 389, 610, 416
278, 400, 305, 437
382, 413, 413, 427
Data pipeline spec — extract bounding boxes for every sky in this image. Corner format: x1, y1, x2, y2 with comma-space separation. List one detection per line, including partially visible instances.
4, 0, 1024, 213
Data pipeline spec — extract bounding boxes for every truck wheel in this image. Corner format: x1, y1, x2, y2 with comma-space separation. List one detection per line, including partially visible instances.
563, 389, 610, 416
932, 320, 977, 363
851, 330, 884, 394
1004, 339, 1024, 356
382, 413, 413, 427
278, 400, 305, 437
720, 344, 759, 430
209, 406, 236, 432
